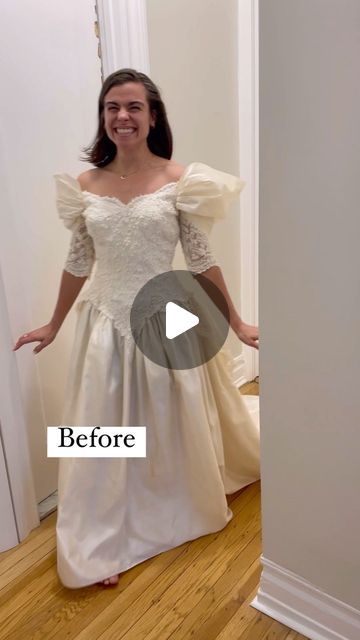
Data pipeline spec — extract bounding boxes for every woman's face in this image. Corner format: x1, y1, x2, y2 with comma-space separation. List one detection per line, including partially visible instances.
103, 82, 156, 149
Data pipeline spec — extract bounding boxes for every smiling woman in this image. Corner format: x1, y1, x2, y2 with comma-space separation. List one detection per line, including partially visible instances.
14, 68, 260, 590
107, 100, 142, 142
101, 82, 158, 170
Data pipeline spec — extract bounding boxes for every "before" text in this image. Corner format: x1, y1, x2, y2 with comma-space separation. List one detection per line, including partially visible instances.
47, 426, 146, 458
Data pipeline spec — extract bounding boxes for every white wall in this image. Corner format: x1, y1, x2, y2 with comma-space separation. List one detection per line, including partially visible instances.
0, 0, 102, 502
259, 0, 360, 612
146, 0, 245, 362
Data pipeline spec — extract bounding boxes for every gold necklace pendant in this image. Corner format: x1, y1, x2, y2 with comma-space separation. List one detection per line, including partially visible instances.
117, 162, 163, 180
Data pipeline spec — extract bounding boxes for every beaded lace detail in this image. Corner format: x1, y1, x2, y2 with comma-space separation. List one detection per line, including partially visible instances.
55, 184, 215, 341
64, 219, 95, 277
179, 216, 218, 274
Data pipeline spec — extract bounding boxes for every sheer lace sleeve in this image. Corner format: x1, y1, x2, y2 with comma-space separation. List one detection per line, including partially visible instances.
178, 213, 218, 274
53, 173, 95, 277
64, 219, 95, 277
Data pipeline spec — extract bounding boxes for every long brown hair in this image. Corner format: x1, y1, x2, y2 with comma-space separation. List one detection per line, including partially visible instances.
80, 68, 173, 166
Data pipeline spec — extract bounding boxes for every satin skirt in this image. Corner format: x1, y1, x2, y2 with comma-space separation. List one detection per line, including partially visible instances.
56, 300, 260, 588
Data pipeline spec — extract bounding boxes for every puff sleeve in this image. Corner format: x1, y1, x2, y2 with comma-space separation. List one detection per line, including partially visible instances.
175, 162, 245, 274
53, 173, 95, 277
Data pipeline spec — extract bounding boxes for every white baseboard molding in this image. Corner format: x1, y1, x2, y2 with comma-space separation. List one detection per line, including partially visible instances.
251, 556, 360, 640
233, 354, 248, 387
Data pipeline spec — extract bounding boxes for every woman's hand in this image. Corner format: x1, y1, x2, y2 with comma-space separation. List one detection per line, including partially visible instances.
13, 322, 59, 355
233, 320, 259, 350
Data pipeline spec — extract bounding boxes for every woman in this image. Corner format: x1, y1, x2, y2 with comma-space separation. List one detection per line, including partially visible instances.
13, 68, 260, 588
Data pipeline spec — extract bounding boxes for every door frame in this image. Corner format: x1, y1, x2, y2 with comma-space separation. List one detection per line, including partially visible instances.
96, 0, 150, 78
0, 265, 39, 550
238, 0, 259, 382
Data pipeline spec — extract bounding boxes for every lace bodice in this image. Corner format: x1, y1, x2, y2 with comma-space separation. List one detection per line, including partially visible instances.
54, 162, 245, 338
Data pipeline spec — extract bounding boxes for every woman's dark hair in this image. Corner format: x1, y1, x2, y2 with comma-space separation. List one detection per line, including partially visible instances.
80, 68, 173, 166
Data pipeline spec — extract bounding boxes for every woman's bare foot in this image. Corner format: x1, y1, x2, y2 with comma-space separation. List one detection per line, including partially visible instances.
98, 574, 119, 587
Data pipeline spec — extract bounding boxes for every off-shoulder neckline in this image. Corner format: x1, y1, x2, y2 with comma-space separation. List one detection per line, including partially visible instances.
81, 180, 179, 208
55, 161, 211, 208
77, 161, 199, 208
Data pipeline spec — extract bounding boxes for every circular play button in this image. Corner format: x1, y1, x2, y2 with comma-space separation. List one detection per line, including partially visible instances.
130, 270, 230, 369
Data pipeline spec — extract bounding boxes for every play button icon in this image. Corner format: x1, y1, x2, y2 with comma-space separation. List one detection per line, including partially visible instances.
165, 302, 199, 339
130, 270, 230, 370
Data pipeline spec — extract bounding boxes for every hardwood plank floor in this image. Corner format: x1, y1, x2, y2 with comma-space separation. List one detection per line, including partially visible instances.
0, 379, 309, 639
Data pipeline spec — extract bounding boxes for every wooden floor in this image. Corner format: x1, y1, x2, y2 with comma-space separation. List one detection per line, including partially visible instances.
0, 379, 309, 640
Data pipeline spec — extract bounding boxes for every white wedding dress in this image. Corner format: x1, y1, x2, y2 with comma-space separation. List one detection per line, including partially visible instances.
53, 161, 260, 589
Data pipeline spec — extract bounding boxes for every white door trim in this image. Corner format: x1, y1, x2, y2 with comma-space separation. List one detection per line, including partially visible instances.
96, 0, 150, 78
237, 0, 259, 381
0, 266, 39, 550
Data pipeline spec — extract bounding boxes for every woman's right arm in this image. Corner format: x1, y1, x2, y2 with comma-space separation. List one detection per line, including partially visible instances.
13, 270, 87, 354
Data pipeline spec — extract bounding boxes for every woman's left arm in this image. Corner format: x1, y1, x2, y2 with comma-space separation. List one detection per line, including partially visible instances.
195, 264, 259, 350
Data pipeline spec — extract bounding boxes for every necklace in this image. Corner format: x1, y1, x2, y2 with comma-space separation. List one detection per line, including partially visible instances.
118, 162, 166, 180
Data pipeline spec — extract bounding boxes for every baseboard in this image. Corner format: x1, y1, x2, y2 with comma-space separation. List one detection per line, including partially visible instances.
251, 555, 360, 640
38, 490, 58, 520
